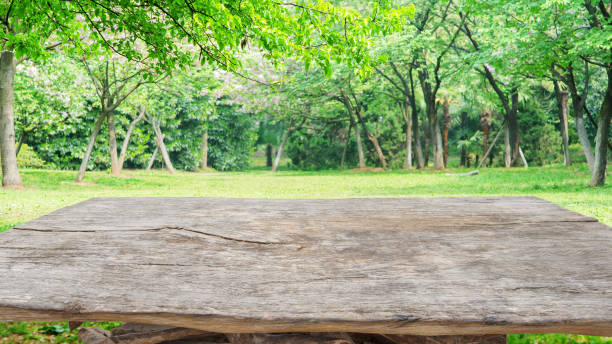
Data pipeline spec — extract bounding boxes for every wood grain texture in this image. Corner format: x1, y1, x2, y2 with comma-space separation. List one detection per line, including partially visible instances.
383, 334, 506, 344
0, 197, 610, 336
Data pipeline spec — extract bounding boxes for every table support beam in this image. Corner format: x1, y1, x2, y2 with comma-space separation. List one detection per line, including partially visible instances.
77, 324, 507, 344
383, 334, 507, 344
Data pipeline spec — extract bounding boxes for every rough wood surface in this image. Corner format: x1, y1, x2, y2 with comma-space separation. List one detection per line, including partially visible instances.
226, 333, 354, 344
0, 197, 611, 336
78, 323, 214, 344
383, 334, 506, 344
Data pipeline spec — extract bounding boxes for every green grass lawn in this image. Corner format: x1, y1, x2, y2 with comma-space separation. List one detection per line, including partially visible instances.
1, 164, 611, 343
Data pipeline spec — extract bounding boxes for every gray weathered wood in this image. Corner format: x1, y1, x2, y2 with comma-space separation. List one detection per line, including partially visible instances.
0, 197, 610, 336
78, 323, 211, 344
383, 334, 506, 344
226, 333, 354, 344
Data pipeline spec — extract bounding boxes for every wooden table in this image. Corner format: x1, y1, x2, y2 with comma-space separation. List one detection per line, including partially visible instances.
1, 197, 611, 344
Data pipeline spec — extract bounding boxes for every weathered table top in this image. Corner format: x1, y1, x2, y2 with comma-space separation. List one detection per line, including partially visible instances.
0, 197, 610, 336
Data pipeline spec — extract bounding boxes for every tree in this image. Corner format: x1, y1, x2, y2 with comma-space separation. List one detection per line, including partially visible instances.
2, 0, 414, 185
374, 58, 425, 169
458, 12, 522, 166
463, 0, 611, 184
480, 109, 491, 167
0, 1, 78, 187
552, 83, 571, 166
411, 0, 464, 170
335, 79, 389, 169
14, 56, 89, 158
75, 56, 161, 182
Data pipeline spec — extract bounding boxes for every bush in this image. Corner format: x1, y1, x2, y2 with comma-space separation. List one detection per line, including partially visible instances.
17, 144, 46, 168
532, 123, 563, 165
287, 123, 357, 170
518, 98, 563, 166
206, 103, 257, 171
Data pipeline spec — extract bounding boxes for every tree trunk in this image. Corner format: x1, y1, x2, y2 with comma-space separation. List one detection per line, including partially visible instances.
340, 122, 352, 171
504, 124, 511, 168
272, 125, 291, 173
349, 111, 365, 168
368, 133, 387, 169
576, 115, 595, 171
146, 146, 158, 171
426, 100, 444, 170
442, 99, 451, 168
519, 146, 528, 168
75, 111, 107, 182
201, 128, 208, 169
405, 122, 413, 170
151, 122, 175, 174
418, 68, 443, 169
266, 144, 273, 167
582, 104, 612, 151
355, 108, 387, 169
412, 108, 424, 169
481, 110, 491, 168
566, 65, 595, 171
402, 101, 413, 169
118, 107, 145, 172
478, 121, 506, 170
424, 126, 430, 167
432, 117, 444, 169
15, 130, 26, 157
553, 81, 572, 166
459, 111, 467, 167
408, 73, 424, 169
0, 50, 21, 187
508, 91, 521, 166
560, 91, 572, 166
590, 70, 611, 186
107, 111, 120, 176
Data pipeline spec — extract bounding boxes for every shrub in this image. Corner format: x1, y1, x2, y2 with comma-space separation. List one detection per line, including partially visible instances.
17, 144, 46, 168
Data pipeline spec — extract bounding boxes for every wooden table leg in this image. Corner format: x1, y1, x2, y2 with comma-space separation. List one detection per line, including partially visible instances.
77, 325, 507, 344
77, 323, 216, 344
382, 334, 507, 344
225, 333, 354, 344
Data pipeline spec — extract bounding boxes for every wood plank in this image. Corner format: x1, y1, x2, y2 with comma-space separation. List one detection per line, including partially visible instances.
0, 197, 610, 336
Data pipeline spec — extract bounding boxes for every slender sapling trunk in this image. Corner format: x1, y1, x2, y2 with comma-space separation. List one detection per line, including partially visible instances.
201, 127, 208, 169
118, 107, 146, 172
107, 112, 120, 176
75, 112, 107, 182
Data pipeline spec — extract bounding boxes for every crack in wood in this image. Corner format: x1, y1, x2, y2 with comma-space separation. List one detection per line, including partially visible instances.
14, 226, 300, 246
160, 226, 297, 246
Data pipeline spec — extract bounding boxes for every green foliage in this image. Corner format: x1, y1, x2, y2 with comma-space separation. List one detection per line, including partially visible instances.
0, 322, 30, 336
67, 0, 412, 77
517, 98, 564, 166
207, 103, 258, 171
508, 334, 612, 344
0, 321, 120, 343
532, 123, 564, 165
287, 123, 356, 170
456, 131, 483, 157
16, 144, 46, 169
39, 324, 69, 335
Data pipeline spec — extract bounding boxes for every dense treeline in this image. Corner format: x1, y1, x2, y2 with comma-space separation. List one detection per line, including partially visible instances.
14, 58, 257, 172
239, 0, 611, 186
0, 0, 610, 186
